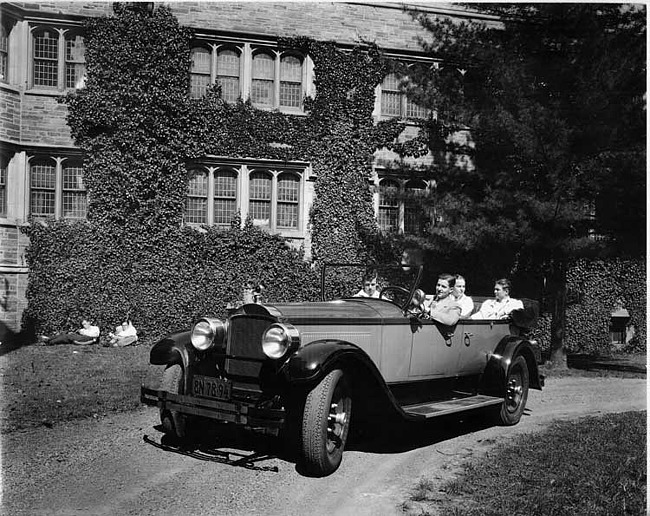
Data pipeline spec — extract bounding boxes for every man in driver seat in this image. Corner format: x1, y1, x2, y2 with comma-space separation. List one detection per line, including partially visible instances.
424, 273, 462, 326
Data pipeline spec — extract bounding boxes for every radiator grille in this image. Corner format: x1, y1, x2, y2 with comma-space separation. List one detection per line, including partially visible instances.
226, 315, 273, 377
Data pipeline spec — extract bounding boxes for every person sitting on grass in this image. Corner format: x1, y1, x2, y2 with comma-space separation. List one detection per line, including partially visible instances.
40, 318, 100, 345
108, 318, 138, 347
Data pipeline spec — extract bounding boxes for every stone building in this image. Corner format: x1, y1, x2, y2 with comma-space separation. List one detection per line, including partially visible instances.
0, 1, 494, 334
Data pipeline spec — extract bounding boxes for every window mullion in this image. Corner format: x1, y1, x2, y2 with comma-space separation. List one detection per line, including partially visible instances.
240, 164, 249, 223
207, 167, 215, 225
270, 170, 278, 231
54, 157, 63, 219
241, 43, 251, 102
211, 43, 218, 84
274, 50, 280, 109
57, 29, 65, 91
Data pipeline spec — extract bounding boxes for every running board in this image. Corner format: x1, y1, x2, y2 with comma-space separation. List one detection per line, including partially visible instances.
403, 394, 503, 419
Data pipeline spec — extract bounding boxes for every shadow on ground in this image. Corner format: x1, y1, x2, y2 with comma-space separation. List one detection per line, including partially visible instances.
567, 354, 646, 374
143, 408, 505, 477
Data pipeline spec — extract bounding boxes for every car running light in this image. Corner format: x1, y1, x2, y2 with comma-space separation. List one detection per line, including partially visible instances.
191, 318, 227, 351
262, 323, 299, 359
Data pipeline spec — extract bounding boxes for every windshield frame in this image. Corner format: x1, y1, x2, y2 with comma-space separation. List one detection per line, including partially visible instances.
319, 262, 424, 311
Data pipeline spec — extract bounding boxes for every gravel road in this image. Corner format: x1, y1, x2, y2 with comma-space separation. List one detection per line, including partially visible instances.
1, 376, 646, 516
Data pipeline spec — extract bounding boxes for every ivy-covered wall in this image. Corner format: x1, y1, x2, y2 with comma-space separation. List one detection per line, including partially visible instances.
529, 257, 646, 356
22, 218, 319, 340
21, 6, 404, 341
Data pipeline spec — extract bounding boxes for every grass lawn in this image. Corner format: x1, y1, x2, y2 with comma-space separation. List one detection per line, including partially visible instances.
406, 411, 647, 516
0, 343, 165, 433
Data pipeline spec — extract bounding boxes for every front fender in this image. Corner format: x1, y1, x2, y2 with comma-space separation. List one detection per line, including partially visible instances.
150, 331, 192, 369
286, 339, 383, 385
481, 336, 544, 396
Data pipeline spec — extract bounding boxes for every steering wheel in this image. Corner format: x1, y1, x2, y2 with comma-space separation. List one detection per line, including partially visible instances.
379, 285, 411, 306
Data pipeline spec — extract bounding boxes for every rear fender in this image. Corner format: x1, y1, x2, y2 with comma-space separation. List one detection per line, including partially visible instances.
481, 336, 544, 396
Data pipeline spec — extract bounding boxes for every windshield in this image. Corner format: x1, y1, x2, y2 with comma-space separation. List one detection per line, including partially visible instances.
320, 263, 423, 309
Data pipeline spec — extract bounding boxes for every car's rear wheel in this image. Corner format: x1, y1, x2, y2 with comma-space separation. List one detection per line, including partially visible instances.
160, 364, 187, 439
497, 355, 529, 425
301, 369, 352, 477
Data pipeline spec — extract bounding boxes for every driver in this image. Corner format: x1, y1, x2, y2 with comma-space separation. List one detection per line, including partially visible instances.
424, 273, 462, 326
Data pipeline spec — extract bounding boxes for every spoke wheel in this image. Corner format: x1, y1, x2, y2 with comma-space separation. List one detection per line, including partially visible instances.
301, 369, 352, 477
160, 364, 187, 439
497, 355, 529, 426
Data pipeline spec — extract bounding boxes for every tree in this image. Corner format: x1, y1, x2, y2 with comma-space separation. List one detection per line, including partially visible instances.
404, 4, 646, 367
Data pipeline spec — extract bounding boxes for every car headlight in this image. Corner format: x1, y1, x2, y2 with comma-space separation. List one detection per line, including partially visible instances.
262, 323, 300, 359
191, 317, 227, 351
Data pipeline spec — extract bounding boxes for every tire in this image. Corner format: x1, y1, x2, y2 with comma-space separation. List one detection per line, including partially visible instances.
300, 369, 352, 477
160, 364, 187, 439
497, 355, 529, 426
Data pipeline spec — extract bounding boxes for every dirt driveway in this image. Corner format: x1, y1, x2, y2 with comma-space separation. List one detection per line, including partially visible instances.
1, 376, 646, 516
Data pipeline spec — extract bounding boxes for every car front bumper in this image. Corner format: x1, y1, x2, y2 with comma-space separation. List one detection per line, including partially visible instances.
140, 386, 286, 431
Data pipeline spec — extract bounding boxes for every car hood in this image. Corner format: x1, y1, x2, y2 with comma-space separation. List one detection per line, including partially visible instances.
258, 298, 403, 324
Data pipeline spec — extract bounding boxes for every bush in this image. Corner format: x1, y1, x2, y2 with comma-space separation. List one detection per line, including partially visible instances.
22, 218, 319, 341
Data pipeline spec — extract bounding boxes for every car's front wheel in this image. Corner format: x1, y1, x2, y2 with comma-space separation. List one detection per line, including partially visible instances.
497, 355, 529, 425
300, 369, 352, 476
160, 364, 187, 439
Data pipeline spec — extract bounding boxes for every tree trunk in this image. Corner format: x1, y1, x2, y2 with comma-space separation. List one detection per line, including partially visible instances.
548, 260, 568, 369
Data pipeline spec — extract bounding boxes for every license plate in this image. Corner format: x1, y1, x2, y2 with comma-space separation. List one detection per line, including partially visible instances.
192, 375, 232, 401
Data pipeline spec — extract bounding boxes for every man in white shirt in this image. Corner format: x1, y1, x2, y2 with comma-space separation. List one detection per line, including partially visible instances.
354, 273, 380, 298
453, 274, 475, 317
41, 318, 101, 345
471, 278, 524, 319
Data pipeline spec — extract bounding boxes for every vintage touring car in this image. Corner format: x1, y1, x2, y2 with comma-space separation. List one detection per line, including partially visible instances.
141, 263, 543, 477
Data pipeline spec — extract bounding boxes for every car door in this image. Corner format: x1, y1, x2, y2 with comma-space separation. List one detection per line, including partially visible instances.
454, 319, 511, 375
408, 318, 462, 378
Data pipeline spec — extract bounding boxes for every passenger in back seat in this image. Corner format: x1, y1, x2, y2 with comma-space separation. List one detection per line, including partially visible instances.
453, 274, 474, 318
471, 278, 524, 319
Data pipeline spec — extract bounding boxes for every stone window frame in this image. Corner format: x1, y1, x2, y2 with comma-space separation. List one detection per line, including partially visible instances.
29, 24, 86, 92
189, 39, 308, 113
377, 176, 431, 235
28, 155, 87, 220
185, 161, 305, 235
0, 155, 7, 217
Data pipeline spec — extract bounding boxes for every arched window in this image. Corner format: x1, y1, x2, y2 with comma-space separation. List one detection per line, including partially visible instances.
0, 24, 8, 82
30, 158, 56, 217
404, 180, 427, 234
380, 71, 427, 119
62, 160, 86, 219
381, 74, 402, 117
251, 52, 275, 107
190, 46, 211, 98
249, 170, 272, 225
378, 179, 399, 232
217, 48, 240, 102
65, 32, 85, 89
213, 168, 237, 225
33, 29, 59, 88
0, 156, 7, 217
280, 55, 302, 108
186, 169, 208, 224
32, 28, 85, 90
277, 173, 300, 229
